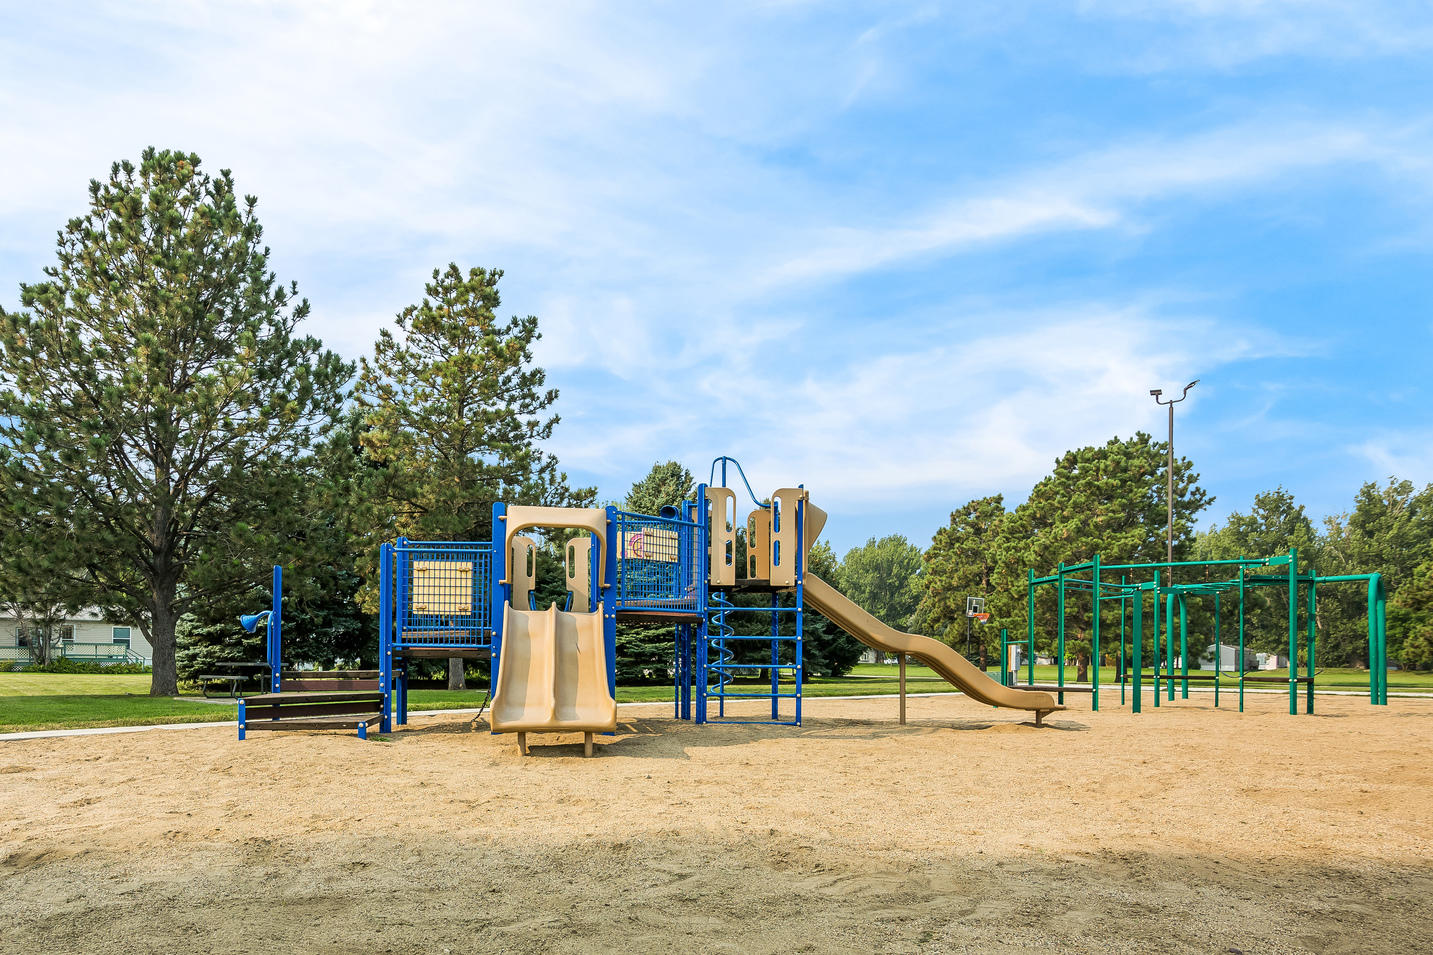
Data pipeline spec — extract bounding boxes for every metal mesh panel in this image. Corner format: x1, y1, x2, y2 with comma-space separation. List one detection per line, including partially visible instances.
615, 511, 700, 611
397, 542, 493, 648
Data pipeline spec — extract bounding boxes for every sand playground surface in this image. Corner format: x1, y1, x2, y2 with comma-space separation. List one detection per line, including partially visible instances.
2, 692, 1431, 954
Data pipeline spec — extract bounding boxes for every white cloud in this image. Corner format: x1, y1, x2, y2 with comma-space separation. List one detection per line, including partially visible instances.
1350, 432, 1433, 483
540, 305, 1298, 517
1, 0, 1428, 547
1073, 0, 1433, 68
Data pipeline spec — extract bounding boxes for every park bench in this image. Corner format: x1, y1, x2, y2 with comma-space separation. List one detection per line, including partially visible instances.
237, 690, 384, 740
199, 662, 273, 698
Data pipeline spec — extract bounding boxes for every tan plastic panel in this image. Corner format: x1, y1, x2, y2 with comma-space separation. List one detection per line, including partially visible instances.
770, 488, 803, 587
802, 573, 1061, 717
410, 560, 474, 615
510, 535, 536, 612
565, 536, 593, 612
490, 603, 617, 734
706, 486, 736, 588
747, 508, 771, 580
504, 506, 608, 587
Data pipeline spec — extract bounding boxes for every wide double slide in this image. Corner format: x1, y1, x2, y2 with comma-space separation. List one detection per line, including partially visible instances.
490, 603, 618, 735
802, 573, 1061, 720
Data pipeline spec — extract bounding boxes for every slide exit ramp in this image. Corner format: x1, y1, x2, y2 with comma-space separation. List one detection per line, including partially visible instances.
802, 573, 1061, 724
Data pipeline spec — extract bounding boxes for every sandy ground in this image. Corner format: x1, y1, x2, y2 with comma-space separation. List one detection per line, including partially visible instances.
1, 692, 1430, 955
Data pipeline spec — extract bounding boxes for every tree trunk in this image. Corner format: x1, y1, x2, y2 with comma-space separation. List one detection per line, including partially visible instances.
447, 656, 466, 691
1076, 655, 1089, 684
149, 586, 180, 697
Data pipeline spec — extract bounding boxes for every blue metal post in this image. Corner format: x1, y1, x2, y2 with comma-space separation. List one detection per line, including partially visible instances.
270, 564, 282, 693
237, 698, 246, 740
770, 591, 779, 721
603, 506, 618, 706
378, 542, 393, 733
490, 504, 507, 701
795, 493, 805, 726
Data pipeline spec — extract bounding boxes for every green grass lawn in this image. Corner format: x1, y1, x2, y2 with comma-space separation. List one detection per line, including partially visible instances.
0, 673, 237, 732
3, 660, 1428, 733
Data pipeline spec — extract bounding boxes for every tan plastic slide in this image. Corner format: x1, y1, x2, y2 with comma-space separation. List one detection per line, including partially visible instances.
490, 602, 617, 755
802, 573, 1061, 723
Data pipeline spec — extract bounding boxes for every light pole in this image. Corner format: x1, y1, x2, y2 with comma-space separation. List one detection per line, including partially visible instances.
1150, 380, 1198, 567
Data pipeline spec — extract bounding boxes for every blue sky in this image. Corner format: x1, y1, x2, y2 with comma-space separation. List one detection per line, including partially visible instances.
2, 1, 1431, 555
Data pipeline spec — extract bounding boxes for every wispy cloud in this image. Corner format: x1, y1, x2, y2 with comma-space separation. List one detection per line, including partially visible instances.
1, 0, 1430, 548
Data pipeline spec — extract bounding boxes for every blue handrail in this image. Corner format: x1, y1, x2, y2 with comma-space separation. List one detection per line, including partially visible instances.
708, 456, 769, 509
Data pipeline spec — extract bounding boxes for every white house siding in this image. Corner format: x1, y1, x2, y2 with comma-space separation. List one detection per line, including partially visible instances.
0, 612, 149, 663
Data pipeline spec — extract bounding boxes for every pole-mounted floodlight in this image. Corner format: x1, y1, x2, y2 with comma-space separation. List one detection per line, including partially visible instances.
1151, 379, 1199, 569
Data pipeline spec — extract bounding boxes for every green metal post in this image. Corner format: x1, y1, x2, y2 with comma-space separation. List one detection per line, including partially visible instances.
1132, 583, 1143, 713
1166, 591, 1176, 702
1001, 627, 1008, 686
1366, 576, 1378, 704
1306, 577, 1316, 714
1287, 547, 1298, 716
1213, 591, 1221, 708
1377, 588, 1387, 705
1120, 575, 1127, 707
1179, 594, 1189, 699
1091, 553, 1100, 711
1152, 570, 1161, 708
1238, 560, 1246, 713
1027, 567, 1036, 687
1057, 562, 1066, 705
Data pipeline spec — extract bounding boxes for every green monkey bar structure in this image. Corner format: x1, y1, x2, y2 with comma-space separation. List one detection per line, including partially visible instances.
1002, 549, 1388, 715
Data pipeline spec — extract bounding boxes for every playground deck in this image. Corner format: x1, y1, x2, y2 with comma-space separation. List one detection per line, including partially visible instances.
2, 692, 1429, 954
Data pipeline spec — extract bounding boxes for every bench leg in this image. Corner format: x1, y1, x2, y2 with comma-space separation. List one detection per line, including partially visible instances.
517, 732, 527, 756
584, 732, 593, 758
358, 722, 368, 740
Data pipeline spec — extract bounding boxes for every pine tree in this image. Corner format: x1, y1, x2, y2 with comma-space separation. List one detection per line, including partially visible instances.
0, 149, 349, 694
1009, 432, 1211, 679
917, 496, 1010, 665
353, 264, 592, 688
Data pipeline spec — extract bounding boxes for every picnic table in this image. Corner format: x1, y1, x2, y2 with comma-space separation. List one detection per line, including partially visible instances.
199, 661, 274, 698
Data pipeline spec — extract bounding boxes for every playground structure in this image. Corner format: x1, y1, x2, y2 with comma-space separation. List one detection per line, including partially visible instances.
1002, 550, 1389, 714
239, 456, 1059, 751
236, 566, 388, 739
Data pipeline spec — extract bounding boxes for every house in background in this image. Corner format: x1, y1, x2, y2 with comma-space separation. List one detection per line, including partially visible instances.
0, 608, 149, 666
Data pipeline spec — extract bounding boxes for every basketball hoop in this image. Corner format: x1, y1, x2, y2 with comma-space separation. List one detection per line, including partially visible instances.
972, 612, 991, 624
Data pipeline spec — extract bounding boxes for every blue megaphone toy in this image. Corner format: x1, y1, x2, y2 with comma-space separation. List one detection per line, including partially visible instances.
239, 611, 271, 633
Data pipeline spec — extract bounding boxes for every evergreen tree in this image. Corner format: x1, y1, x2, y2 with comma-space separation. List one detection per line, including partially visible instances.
624, 461, 695, 515
803, 540, 864, 676
1010, 432, 1211, 679
1319, 479, 1433, 665
1389, 560, 1433, 671
1196, 487, 1320, 656
917, 495, 1010, 664
837, 535, 923, 630
0, 149, 349, 695
354, 264, 593, 688
616, 461, 697, 683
